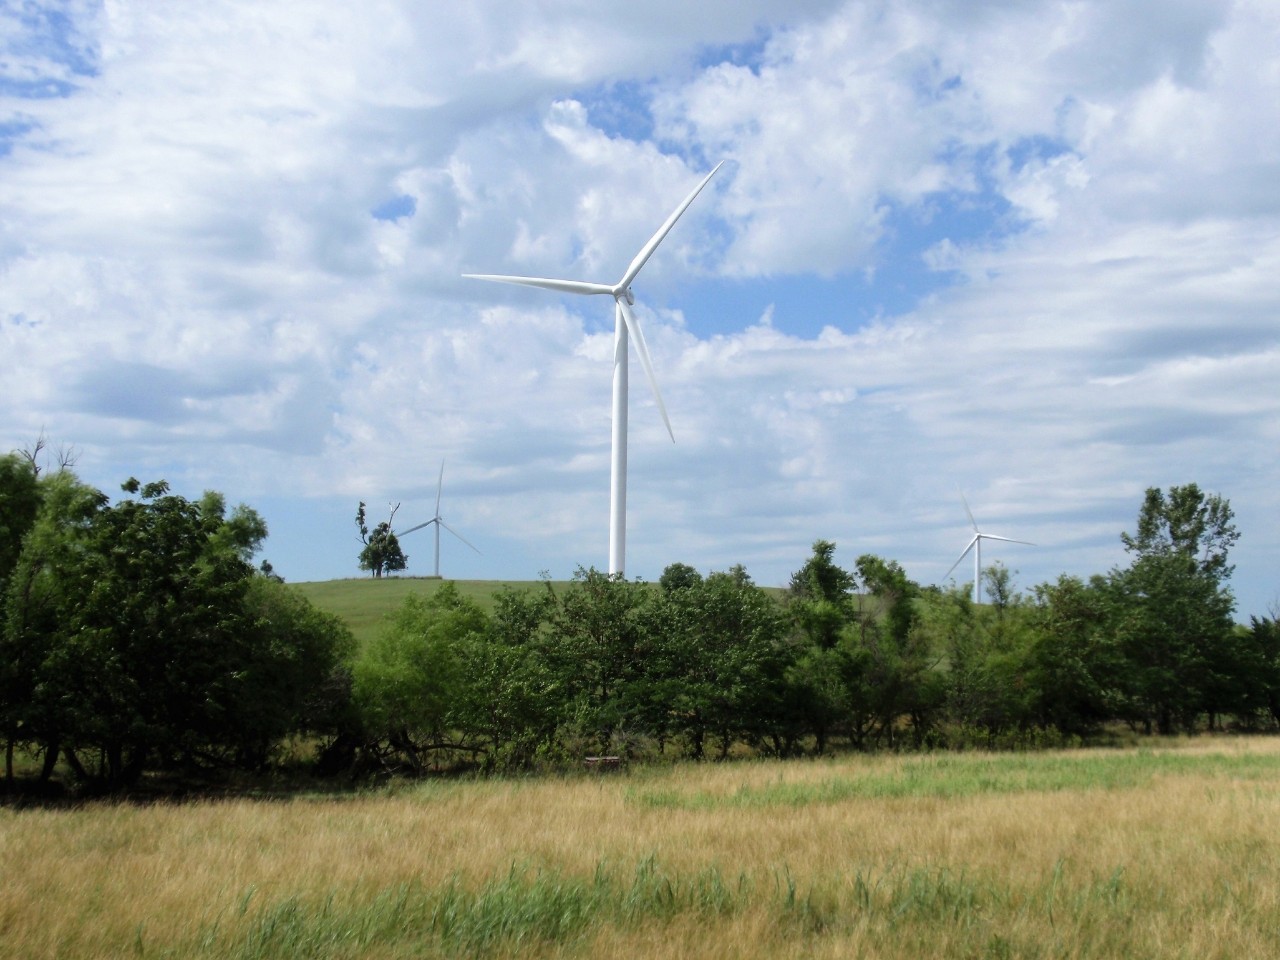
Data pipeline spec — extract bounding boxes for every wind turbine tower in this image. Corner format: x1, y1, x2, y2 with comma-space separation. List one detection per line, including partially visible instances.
464, 162, 722, 576
943, 494, 1033, 604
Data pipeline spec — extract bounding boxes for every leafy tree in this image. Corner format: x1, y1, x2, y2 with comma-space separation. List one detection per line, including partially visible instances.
982, 563, 1020, 620
1238, 617, 1280, 726
1, 470, 104, 781
659, 562, 703, 594
1110, 484, 1239, 733
356, 501, 407, 578
788, 540, 855, 650
651, 566, 793, 759
783, 645, 846, 754
915, 583, 1035, 741
549, 568, 653, 752
2, 474, 351, 789
1026, 574, 1121, 735
235, 576, 356, 767
0, 453, 40, 596
353, 583, 486, 771
459, 584, 562, 768
1120, 484, 1239, 579
843, 555, 933, 747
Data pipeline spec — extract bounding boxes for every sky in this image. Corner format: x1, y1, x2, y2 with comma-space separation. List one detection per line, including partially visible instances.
2, 0, 1278, 617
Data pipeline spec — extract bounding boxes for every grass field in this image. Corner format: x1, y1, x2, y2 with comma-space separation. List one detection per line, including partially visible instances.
6, 737, 1280, 958
290, 578, 566, 647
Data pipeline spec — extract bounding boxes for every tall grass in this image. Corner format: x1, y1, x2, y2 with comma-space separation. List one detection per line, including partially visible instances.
6, 738, 1280, 958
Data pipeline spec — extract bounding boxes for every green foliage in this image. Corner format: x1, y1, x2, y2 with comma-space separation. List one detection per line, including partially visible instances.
353, 583, 487, 769
0, 453, 40, 596
1027, 575, 1122, 735
2, 471, 355, 788
788, 539, 854, 649
1240, 617, 1280, 725
355, 501, 407, 578
1, 470, 105, 779
649, 566, 793, 759
845, 554, 936, 747
462, 587, 564, 768
658, 561, 703, 594
9, 467, 1271, 788
1120, 483, 1239, 578
236, 576, 357, 765
549, 568, 655, 753
1110, 484, 1239, 733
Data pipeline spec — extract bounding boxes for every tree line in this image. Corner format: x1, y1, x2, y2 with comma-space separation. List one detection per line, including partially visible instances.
345, 482, 1275, 773
0, 453, 354, 791
3, 445, 1277, 791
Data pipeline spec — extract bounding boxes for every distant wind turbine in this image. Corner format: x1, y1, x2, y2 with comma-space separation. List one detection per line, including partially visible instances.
464, 161, 723, 576
943, 494, 1033, 604
395, 461, 480, 579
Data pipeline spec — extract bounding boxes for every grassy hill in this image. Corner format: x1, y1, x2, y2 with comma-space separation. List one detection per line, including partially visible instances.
293, 575, 788, 647
290, 577, 566, 646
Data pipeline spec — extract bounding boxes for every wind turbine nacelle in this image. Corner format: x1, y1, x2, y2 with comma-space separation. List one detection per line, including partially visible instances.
622, 287, 635, 306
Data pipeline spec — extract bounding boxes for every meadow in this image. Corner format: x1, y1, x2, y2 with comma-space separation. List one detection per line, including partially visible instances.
291, 578, 567, 646
5, 737, 1280, 959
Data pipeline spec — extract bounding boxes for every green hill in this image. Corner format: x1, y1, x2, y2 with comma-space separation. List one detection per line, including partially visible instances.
290, 577, 566, 646
293, 575, 787, 648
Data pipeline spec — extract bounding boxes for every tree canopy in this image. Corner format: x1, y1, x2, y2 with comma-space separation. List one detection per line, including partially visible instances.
2, 471, 354, 789
356, 501, 408, 578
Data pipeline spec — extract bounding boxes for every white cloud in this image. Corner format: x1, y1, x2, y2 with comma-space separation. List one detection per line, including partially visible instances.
2, 0, 1278, 614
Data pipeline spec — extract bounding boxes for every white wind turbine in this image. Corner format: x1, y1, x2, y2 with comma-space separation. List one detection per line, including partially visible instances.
464, 161, 722, 576
943, 494, 1033, 604
395, 461, 480, 579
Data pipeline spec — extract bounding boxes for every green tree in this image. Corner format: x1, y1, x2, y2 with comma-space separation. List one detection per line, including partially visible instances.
1026, 574, 1122, 735
356, 501, 407, 578
3, 475, 349, 789
1110, 484, 1239, 733
1120, 484, 1239, 579
1, 470, 104, 781
0, 453, 41, 597
844, 555, 933, 747
1238, 617, 1280, 727
458, 584, 563, 769
353, 583, 486, 771
549, 568, 653, 753
915, 583, 1035, 742
658, 562, 703, 594
235, 576, 356, 767
651, 566, 793, 759
788, 540, 855, 650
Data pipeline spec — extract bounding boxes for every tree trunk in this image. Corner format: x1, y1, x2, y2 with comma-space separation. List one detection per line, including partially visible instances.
39, 739, 60, 782
62, 745, 89, 782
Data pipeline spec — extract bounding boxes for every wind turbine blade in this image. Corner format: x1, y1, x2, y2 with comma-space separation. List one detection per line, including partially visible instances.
980, 534, 1035, 547
463, 274, 613, 297
617, 161, 723, 291
960, 492, 979, 533
397, 519, 437, 537
440, 519, 482, 555
617, 298, 674, 442
435, 460, 445, 517
943, 536, 979, 580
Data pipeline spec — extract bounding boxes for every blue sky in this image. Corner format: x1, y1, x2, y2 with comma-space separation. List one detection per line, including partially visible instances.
3, 0, 1279, 617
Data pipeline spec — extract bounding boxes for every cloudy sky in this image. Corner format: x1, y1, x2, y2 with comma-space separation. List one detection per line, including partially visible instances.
3, 0, 1278, 615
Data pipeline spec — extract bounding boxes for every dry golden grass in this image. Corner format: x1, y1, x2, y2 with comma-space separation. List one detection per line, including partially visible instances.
5, 738, 1280, 958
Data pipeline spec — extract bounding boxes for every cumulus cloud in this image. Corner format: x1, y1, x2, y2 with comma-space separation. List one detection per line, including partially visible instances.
2, 0, 1278, 614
